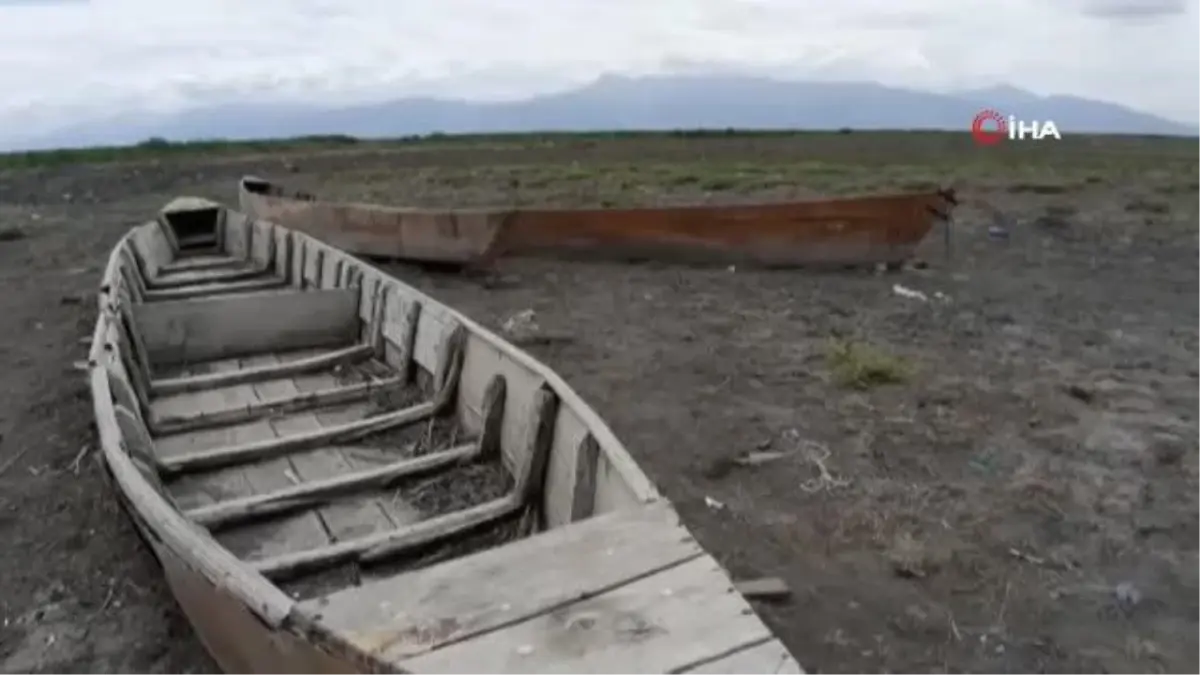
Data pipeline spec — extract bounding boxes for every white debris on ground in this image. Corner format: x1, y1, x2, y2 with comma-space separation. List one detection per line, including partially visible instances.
500, 308, 539, 337
893, 283, 950, 303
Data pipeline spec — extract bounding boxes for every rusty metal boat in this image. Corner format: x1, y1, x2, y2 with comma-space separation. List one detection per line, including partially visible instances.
239, 176, 956, 268
88, 196, 804, 673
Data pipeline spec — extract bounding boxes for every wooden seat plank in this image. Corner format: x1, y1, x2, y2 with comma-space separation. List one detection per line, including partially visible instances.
400, 555, 772, 674
245, 354, 398, 545
295, 501, 703, 663
286, 365, 422, 528
155, 358, 330, 560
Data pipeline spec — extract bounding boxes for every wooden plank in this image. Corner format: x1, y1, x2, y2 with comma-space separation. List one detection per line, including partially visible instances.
150, 374, 405, 435
133, 288, 360, 366
142, 276, 288, 302
288, 367, 422, 528
569, 434, 600, 521
151, 344, 371, 396
542, 404, 592, 528
157, 359, 330, 561
157, 399, 438, 475
130, 222, 173, 275
411, 299, 457, 375
160, 254, 242, 274
295, 501, 703, 662
250, 220, 275, 269
455, 333, 544, 476
147, 264, 264, 289
153, 399, 378, 462
222, 210, 250, 260
515, 385, 558, 502
247, 354, 397, 545
686, 639, 804, 674
380, 293, 421, 381
400, 556, 772, 674
184, 442, 479, 529
255, 495, 523, 580
208, 385, 331, 561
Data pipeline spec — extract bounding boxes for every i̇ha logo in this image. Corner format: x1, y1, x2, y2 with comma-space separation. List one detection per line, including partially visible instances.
971, 109, 1062, 145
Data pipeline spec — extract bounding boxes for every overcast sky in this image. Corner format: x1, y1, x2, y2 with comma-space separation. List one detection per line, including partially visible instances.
0, 0, 1196, 143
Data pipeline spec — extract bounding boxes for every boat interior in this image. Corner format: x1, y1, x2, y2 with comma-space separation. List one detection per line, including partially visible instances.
90, 197, 803, 673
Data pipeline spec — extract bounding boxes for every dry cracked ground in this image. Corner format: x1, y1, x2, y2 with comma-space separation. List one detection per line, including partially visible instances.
0, 133, 1196, 673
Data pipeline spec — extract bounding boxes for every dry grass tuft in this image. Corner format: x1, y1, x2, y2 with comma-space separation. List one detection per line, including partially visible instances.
825, 338, 913, 389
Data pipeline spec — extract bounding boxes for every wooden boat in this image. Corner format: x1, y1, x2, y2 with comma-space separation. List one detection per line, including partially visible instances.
239, 176, 957, 268
88, 196, 805, 674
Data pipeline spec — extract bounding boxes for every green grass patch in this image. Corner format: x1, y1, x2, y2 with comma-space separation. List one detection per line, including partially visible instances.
825, 338, 913, 389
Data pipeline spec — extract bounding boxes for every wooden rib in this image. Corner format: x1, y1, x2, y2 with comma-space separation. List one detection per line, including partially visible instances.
515, 385, 560, 502
295, 236, 307, 288
397, 300, 422, 383
155, 216, 182, 252
369, 283, 388, 358
158, 399, 439, 476
151, 375, 407, 435
160, 255, 242, 274
238, 211, 251, 261
360, 379, 552, 565
151, 344, 371, 396
312, 249, 325, 288
184, 442, 480, 530
255, 495, 523, 581
477, 375, 506, 460
570, 433, 600, 520
238, 364, 506, 579
147, 265, 265, 289
143, 276, 288, 302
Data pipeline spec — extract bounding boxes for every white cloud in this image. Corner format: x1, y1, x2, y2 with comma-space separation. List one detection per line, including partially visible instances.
0, 0, 1196, 142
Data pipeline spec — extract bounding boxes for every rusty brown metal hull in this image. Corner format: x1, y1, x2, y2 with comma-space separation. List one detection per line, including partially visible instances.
239, 176, 955, 268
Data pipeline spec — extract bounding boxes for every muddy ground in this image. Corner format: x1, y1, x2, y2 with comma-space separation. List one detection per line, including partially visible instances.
0, 134, 1196, 673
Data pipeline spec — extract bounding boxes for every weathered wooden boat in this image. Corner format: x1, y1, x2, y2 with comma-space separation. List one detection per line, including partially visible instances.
239, 175, 957, 268
88, 196, 805, 674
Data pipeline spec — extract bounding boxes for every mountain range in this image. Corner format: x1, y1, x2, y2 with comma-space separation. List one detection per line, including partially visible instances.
15, 74, 1199, 150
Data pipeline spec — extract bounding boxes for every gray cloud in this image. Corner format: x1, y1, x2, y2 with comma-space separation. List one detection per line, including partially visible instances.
1079, 0, 1189, 18
0, 0, 1194, 144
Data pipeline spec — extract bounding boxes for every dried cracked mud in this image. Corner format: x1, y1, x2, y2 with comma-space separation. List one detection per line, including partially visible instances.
1, 134, 1196, 673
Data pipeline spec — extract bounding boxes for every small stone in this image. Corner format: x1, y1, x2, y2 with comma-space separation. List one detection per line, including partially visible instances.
1149, 433, 1187, 466
1114, 581, 1142, 611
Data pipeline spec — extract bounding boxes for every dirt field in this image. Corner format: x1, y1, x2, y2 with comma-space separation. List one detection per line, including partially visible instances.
1, 133, 1196, 673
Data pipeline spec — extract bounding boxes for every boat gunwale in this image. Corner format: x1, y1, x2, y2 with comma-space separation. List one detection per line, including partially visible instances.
240, 174, 957, 217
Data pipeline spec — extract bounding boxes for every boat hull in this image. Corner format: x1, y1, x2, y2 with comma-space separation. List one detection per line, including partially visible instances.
88, 196, 805, 673
239, 176, 956, 268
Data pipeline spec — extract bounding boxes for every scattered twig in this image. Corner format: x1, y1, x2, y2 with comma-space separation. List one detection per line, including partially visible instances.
421, 418, 434, 451
782, 430, 850, 493
993, 580, 1011, 631
0, 447, 31, 477
733, 450, 788, 467
946, 609, 962, 642
69, 444, 92, 475
81, 582, 118, 639
735, 576, 792, 602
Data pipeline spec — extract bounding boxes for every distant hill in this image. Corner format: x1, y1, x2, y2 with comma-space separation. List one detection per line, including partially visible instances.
15, 75, 1199, 150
